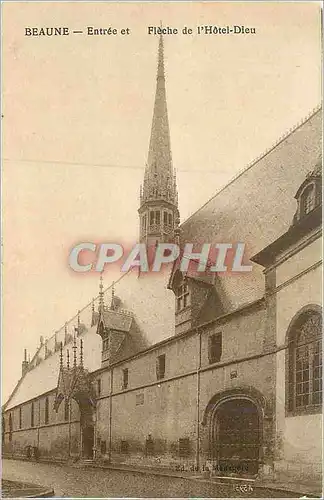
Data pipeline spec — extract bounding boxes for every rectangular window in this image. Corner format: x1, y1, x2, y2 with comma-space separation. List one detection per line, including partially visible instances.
208, 333, 222, 364
156, 354, 166, 380
19, 407, 22, 429
135, 393, 144, 406
176, 282, 190, 312
97, 379, 101, 397
155, 210, 160, 225
150, 211, 154, 225
9, 414, 13, 442
122, 368, 129, 390
163, 211, 168, 224
31, 402, 34, 428
45, 397, 49, 425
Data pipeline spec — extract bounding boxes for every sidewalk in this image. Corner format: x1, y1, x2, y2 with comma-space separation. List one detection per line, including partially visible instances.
1, 479, 54, 498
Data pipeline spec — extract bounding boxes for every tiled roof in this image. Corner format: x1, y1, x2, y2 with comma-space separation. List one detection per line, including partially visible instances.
101, 310, 133, 332
179, 108, 322, 311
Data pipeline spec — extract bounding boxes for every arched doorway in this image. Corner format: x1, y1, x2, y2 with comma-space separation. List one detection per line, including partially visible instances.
211, 398, 261, 475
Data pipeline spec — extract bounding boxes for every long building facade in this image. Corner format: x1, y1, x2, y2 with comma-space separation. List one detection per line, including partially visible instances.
2, 36, 322, 486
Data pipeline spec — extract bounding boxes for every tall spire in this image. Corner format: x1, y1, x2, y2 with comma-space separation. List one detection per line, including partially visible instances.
139, 34, 179, 244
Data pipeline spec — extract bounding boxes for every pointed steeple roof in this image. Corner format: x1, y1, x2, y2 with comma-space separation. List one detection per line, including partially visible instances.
141, 35, 178, 207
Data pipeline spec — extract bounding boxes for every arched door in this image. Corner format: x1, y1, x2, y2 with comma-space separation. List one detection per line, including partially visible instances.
212, 398, 261, 475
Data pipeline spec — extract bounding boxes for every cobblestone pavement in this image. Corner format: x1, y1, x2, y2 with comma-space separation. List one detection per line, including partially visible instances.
2, 459, 301, 498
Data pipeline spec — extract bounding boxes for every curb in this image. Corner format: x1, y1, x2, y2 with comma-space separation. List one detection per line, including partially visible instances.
26, 489, 55, 498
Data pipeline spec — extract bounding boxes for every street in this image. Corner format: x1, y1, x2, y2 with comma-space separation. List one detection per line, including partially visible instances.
2, 459, 300, 498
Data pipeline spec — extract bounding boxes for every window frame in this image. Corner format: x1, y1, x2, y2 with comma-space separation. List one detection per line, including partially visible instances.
208, 332, 223, 364
44, 396, 49, 425
301, 184, 316, 216
286, 309, 322, 417
19, 407, 22, 429
9, 413, 13, 441
122, 368, 129, 390
31, 402, 35, 428
156, 353, 166, 380
176, 280, 190, 312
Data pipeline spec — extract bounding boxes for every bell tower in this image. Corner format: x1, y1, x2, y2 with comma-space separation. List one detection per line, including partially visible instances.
139, 35, 180, 245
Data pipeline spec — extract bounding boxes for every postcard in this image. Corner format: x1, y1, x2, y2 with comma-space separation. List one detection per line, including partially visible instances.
2, 2, 322, 498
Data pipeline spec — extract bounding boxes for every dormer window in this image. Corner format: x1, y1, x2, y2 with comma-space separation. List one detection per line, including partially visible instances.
301, 184, 315, 216
102, 334, 109, 352
293, 164, 321, 224
176, 279, 190, 312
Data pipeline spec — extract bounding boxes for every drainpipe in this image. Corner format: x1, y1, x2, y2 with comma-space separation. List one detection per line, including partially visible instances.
195, 327, 202, 471
37, 400, 40, 450
68, 400, 71, 459
79, 410, 83, 459
93, 401, 97, 460
108, 367, 114, 463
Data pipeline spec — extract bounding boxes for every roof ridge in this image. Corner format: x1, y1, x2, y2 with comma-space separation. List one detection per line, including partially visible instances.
44, 270, 132, 345
182, 105, 322, 227
5, 269, 135, 408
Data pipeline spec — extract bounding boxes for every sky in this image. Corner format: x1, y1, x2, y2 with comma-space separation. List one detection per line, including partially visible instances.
2, 1, 322, 402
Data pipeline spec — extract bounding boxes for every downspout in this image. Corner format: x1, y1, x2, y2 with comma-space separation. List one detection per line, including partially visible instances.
79, 419, 82, 459
37, 400, 40, 450
93, 403, 97, 461
195, 327, 202, 470
68, 400, 71, 459
108, 367, 114, 463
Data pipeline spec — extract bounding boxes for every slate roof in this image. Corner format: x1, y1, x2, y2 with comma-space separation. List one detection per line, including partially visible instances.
179, 107, 322, 311
5, 325, 102, 410
101, 309, 133, 332
5, 270, 174, 411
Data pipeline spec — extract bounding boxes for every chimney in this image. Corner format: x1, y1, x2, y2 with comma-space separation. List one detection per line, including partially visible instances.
22, 348, 29, 377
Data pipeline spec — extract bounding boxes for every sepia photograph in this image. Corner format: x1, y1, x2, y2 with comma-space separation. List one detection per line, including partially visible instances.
1, 1, 322, 498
